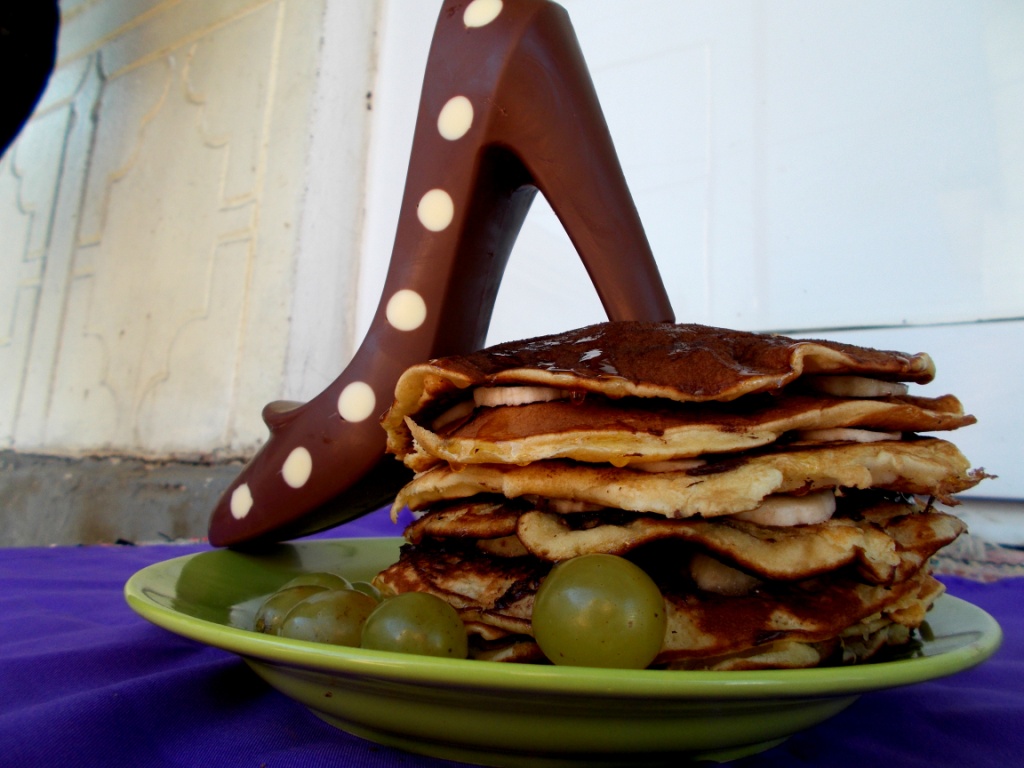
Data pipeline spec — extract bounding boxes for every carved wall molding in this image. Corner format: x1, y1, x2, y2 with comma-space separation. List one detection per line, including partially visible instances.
1, 0, 380, 458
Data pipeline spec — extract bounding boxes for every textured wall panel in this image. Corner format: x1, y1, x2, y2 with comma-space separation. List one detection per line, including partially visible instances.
0, 55, 100, 448
1, 0, 378, 459
50, 8, 280, 454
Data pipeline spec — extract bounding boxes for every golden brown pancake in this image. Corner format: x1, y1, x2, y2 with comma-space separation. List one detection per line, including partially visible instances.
402, 497, 964, 585
400, 391, 973, 471
393, 438, 983, 519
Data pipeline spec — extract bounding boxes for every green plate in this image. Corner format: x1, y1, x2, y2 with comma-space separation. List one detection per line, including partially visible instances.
125, 538, 1002, 767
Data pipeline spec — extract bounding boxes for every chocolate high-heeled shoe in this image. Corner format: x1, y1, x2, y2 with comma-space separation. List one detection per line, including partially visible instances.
208, 0, 674, 547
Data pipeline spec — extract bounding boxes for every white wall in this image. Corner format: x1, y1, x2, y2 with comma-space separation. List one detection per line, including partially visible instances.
2, 1, 1021, 501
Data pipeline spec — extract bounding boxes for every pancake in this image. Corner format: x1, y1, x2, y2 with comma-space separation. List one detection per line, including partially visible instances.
383, 321, 942, 461
402, 496, 964, 585
393, 438, 983, 518
372, 321, 987, 669
399, 391, 973, 471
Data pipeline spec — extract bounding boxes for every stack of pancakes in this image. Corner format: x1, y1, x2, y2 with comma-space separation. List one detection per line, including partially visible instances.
372, 322, 987, 669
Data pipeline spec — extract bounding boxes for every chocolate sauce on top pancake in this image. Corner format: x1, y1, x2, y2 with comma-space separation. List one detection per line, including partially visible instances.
391, 321, 936, 407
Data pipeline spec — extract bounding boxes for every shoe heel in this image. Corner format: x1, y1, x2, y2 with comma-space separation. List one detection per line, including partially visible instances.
209, 0, 673, 546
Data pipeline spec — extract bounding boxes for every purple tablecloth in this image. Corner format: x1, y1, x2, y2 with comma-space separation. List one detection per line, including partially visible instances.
2, 506, 1020, 767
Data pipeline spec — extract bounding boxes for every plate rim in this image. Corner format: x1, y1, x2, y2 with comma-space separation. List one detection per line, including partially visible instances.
125, 536, 1003, 701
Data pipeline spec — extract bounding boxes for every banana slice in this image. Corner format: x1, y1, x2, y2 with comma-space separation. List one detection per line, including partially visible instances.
805, 375, 909, 398
473, 386, 569, 407
731, 489, 836, 527
522, 495, 605, 514
547, 498, 605, 514
633, 459, 707, 473
690, 553, 762, 596
431, 400, 475, 430
796, 428, 902, 443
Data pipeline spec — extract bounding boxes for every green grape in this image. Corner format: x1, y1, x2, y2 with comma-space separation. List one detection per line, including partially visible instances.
254, 585, 327, 634
532, 554, 666, 669
278, 588, 379, 646
349, 580, 384, 602
360, 592, 468, 659
279, 572, 352, 591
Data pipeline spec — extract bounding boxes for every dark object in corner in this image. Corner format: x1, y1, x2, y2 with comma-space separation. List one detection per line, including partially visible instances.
0, 3, 60, 156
